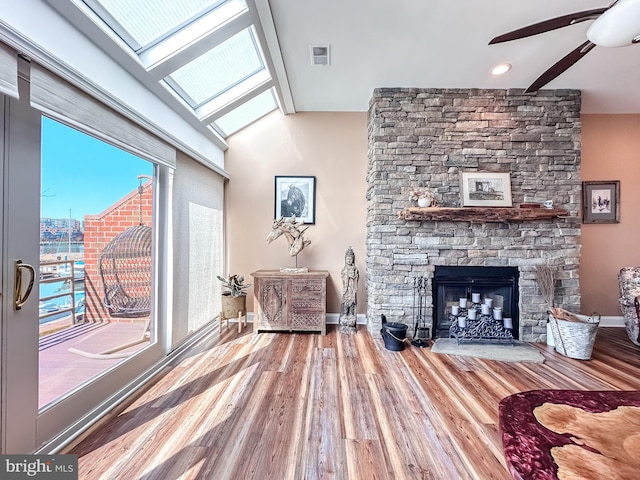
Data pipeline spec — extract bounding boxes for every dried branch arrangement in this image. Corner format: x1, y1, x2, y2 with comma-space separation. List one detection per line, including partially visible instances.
535, 265, 557, 310
535, 265, 585, 323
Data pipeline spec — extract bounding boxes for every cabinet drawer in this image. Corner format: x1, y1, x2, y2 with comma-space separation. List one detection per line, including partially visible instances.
291, 279, 324, 296
290, 296, 324, 311
290, 312, 324, 329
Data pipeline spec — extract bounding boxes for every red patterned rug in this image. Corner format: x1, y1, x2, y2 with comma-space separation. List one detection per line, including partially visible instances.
499, 389, 640, 480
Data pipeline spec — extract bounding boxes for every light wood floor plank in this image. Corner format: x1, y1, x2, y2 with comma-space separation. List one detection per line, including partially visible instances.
337, 334, 379, 441
344, 439, 389, 480
304, 347, 345, 480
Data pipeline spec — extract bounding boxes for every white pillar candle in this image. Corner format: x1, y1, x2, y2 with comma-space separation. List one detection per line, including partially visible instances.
546, 321, 555, 346
459, 298, 467, 308
471, 293, 481, 303
458, 317, 467, 328
503, 318, 513, 329
451, 305, 460, 316
481, 304, 490, 315
484, 298, 493, 308
467, 309, 477, 320
493, 307, 502, 320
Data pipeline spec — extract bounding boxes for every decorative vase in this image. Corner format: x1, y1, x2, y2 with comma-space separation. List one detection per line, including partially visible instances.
546, 320, 555, 346
417, 197, 431, 207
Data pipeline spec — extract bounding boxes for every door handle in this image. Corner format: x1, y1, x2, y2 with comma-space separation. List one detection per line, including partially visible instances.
14, 259, 35, 310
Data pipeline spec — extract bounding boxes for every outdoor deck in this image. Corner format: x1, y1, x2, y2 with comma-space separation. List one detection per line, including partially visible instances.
39, 320, 148, 408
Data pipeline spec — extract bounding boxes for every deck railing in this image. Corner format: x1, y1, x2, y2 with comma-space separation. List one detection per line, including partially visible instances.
39, 260, 79, 323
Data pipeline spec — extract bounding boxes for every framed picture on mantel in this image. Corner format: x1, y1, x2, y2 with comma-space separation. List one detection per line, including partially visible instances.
582, 180, 620, 224
460, 171, 512, 207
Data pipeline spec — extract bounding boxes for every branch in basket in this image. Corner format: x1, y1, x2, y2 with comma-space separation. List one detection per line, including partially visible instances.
551, 307, 587, 323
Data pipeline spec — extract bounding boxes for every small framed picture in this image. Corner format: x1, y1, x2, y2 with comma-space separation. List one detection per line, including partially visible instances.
582, 180, 620, 224
274, 175, 316, 224
460, 171, 512, 207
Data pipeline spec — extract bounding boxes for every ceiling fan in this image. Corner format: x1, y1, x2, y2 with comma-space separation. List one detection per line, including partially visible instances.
489, 0, 640, 92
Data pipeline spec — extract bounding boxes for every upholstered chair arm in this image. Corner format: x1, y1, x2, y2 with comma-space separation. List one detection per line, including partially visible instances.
619, 295, 637, 307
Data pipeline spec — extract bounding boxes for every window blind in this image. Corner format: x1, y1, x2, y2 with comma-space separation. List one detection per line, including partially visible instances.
171, 151, 224, 346
0, 42, 19, 99
30, 63, 176, 168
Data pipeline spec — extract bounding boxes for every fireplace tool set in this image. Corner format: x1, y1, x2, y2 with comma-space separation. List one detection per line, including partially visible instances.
412, 276, 430, 347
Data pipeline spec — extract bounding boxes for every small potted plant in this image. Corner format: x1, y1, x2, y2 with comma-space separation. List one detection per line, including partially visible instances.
217, 274, 251, 319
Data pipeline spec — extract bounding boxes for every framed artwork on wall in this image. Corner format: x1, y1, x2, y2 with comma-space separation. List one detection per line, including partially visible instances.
274, 175, 316, 224
582, 180, 620, 224
460, 171, 512, 207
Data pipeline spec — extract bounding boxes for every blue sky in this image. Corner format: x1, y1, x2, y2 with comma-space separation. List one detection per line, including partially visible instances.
41, 117, 153, 220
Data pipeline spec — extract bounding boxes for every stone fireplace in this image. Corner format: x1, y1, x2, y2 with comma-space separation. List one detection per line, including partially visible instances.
366, 88, 582, 342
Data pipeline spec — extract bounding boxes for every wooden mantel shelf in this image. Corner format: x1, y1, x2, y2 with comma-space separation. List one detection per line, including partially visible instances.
398, 206, 570, 223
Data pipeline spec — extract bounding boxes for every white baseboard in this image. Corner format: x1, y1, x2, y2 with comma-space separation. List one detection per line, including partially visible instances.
597, 315, 625, 327
243, 313, 624, 328
244, 313, 367, 325
325, 313, 368, 325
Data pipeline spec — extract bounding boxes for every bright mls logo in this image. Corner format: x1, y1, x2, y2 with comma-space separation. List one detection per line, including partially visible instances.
1, 455, 77, 479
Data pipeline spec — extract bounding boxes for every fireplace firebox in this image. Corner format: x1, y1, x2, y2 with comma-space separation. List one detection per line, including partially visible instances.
433, 266, 519, 339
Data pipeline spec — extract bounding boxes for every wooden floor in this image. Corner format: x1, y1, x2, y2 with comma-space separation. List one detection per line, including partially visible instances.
66, 325, 640, 480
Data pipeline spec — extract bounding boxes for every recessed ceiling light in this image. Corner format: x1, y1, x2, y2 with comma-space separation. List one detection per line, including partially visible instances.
491, 63, 512, 76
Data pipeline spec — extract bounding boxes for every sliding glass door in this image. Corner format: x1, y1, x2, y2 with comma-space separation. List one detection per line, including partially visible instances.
1, 80, 41, 453
2, 78, 168, 453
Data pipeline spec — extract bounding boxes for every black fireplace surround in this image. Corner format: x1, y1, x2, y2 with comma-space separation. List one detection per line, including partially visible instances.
433, 266, 520, 339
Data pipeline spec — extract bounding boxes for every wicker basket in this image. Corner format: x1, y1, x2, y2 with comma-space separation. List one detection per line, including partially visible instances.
549, 310, 600, 360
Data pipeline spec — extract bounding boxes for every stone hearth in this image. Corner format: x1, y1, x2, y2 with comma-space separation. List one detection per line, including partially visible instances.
366, 88, 581, 342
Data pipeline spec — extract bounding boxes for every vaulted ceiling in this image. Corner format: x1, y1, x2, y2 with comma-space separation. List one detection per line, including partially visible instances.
270, 0, 640, 114
50, 0, 640, 144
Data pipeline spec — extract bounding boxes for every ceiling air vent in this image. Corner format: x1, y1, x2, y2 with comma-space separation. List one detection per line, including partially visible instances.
310, 45, 330, 66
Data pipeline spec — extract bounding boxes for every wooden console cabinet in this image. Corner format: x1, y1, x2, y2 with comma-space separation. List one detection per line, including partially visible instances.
251, 270, 329, 335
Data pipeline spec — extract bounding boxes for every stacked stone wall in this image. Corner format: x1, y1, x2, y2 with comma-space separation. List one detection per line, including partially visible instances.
366, 88, 582, 341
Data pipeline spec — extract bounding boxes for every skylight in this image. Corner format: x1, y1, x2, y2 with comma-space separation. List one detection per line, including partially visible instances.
166, 28, 263, 108
214, 88, 277, 136
80, 0, 279, 140
84, 0, 238, 51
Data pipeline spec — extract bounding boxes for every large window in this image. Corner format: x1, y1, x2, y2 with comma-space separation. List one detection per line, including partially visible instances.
39, 117, 155, 409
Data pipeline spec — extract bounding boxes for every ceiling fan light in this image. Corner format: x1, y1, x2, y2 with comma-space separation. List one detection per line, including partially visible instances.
586, 0, 640, 47
491, 63, 512, 75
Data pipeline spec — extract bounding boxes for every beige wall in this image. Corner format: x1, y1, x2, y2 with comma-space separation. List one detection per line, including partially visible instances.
581, 114, 640, 316
225, 110, 638, 318
224, 111, 368, 314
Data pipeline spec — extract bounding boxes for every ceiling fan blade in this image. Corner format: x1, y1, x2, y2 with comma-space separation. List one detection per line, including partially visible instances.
524, 40, 596, 93
489, 8, 607, 44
